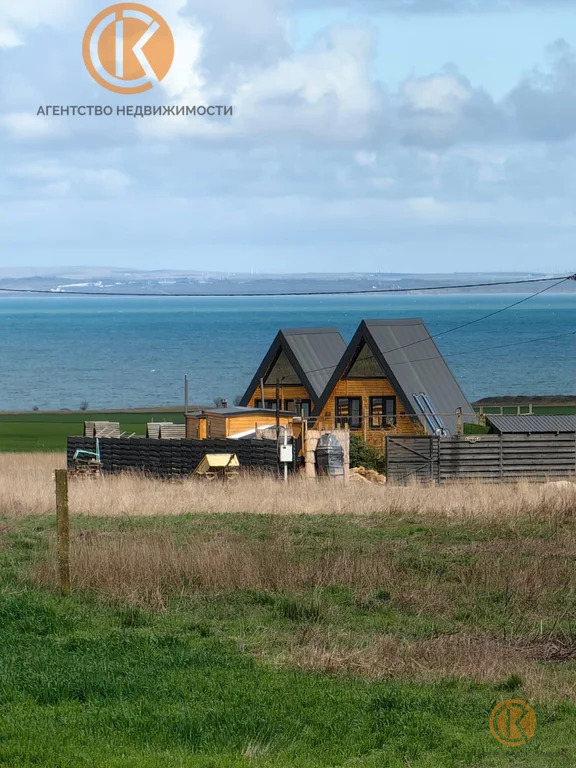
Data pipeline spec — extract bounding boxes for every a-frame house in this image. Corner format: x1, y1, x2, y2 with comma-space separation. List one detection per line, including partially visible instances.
311, 319, 476, 447
239, 327, 346, 417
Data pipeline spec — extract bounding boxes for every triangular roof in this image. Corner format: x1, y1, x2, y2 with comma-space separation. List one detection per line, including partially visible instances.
240, 327, 346, 405
312, 319, 476, 435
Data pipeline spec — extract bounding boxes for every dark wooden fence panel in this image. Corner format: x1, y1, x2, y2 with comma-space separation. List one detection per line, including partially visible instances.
67, 436, 280, 477
387, 434, 576, 484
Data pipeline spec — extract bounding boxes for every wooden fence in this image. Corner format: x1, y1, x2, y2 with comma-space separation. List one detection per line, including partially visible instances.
386, 434, 576, 484
67, 436, 281, 477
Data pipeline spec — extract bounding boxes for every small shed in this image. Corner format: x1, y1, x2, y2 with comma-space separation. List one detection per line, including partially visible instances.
486, 414, 576, 435
186, 407, 294, 440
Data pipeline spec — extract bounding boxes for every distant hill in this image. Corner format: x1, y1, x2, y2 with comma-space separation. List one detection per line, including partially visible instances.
0, 268, 573, 295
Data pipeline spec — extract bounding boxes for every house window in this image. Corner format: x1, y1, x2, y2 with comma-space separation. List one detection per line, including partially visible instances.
370, 396, 396, 430
285, 399, 311, 417
254, 399, 278, 410
255, 398, 311, 416
336, 397, 362, 429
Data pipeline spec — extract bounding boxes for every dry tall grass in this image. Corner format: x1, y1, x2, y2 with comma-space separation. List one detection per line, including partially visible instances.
285, 630, 576, 701
2, 452, 576, 521
34, 527, 576, 609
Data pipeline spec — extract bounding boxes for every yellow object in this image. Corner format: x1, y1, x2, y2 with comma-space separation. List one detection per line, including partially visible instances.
194, 454, 240, 475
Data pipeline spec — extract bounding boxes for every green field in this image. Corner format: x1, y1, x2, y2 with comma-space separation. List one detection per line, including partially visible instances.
0, 410, 185, 452
1, 506, 576, 767
0, 401, 573, 452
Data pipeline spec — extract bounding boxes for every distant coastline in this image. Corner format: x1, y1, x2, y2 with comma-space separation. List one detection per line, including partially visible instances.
0, 268, 574, 296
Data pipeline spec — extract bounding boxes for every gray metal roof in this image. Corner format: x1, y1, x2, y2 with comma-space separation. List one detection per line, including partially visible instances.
195, 407, 294, 417
363, 319, 476, 436
280, 328, 346, 399
239, 327, 346, 406
487, 414, 576, 434
312, 318, 476, 436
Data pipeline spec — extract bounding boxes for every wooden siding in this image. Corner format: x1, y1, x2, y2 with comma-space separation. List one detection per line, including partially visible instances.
246, 384, 313, 410
185, 416, 207, 440
188, 412, 292, 439
225, 413, 292, 437
206, 414, 228, 439
313, 378, 423, 450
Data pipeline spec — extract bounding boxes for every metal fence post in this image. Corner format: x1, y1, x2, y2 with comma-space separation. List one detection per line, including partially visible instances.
55, 469, 70, 596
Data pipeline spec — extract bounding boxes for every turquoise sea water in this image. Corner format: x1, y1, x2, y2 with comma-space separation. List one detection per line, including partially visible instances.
0, 294, 574, 411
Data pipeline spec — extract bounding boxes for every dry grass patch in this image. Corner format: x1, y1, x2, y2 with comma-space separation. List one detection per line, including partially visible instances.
34, 531, 404, 609
32, 526, 576, 619
285, 629, 576, 701
3, 452, 576, 521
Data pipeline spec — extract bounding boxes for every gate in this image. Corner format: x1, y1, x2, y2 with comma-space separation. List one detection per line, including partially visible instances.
386, 436, 439, 483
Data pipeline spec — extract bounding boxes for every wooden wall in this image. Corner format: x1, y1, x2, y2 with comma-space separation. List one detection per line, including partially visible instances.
246, 384, 313, 409
313, 378, 423, 450
185, 416, 206, 440
223, 413, 292, 437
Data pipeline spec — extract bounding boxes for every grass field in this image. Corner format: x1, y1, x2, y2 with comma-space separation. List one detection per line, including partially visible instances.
2, 401, 574, 452
0, 409, 185, 452
1, 454, 576, 766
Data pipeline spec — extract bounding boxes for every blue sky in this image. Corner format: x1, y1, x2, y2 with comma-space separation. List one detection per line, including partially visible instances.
1, 0, 576, 274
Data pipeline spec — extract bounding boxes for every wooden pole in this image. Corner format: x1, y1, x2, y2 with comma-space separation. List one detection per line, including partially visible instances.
456, 407, 463, 436
260, 378, 265, 408
275, 380, 280, 431
55, 469, 70, 596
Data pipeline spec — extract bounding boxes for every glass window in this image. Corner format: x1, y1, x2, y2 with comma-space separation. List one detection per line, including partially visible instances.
285, 399, 311, 417
336, 397, 362, 429
369, 396, 396, 429
254, 399, 278, 410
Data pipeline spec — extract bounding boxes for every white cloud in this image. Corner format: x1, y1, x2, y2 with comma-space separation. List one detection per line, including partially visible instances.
0, 0, 75, 47
144, 25, 382, 142
1, 112, 66, 141
8, 159, 130, 198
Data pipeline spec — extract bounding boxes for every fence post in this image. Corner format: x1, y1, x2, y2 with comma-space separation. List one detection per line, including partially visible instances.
55, 469, 71, 596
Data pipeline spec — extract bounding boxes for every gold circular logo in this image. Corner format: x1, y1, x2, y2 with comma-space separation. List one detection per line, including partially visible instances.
83, 4, 174, 94
489, 699, 536, 747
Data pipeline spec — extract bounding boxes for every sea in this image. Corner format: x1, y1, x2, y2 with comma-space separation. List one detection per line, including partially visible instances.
0, 294, 574, 411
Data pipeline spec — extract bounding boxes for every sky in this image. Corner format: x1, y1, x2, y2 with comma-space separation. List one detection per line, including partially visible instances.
1, 0, 576, 274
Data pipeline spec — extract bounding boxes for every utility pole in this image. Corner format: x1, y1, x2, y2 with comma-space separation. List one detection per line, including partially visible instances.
275, 379, 280, 431
184, 374, 189, 415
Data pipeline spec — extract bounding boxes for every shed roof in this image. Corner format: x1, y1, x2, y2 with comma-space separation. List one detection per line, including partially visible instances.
312, 319, 476, 436
240, 327, 346, 405
191, 406, 294, 417
486, 414, 576, 434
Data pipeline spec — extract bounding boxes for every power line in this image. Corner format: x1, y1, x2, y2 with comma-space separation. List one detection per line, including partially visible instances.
0, 274, 574, 297
278, 276, 572, 383
278, 330, 576, 385
388, 330, 576, 367
382, 275, 571, 356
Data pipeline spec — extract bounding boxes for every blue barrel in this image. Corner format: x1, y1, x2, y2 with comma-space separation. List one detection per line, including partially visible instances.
316, 434, 344, 478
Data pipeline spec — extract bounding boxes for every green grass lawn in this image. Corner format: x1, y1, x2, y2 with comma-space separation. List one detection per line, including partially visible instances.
1, 510, 576, 767
0, 410, 185, 452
